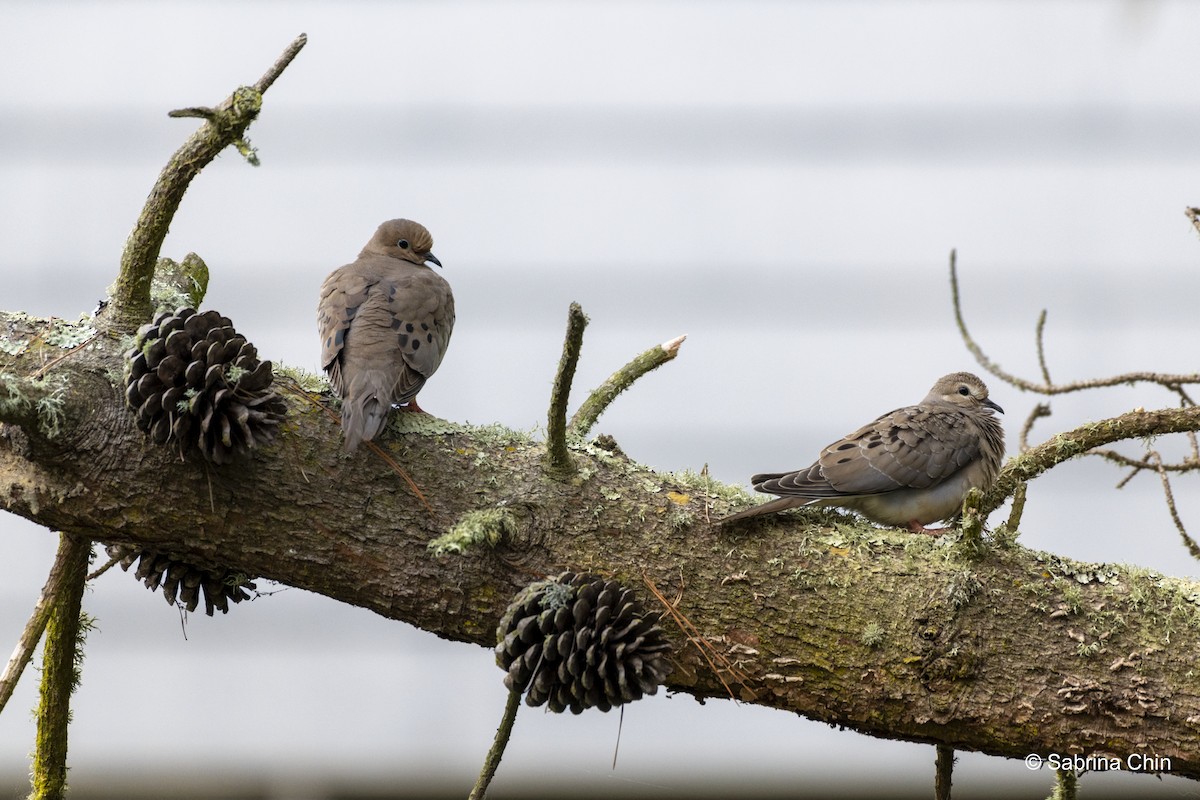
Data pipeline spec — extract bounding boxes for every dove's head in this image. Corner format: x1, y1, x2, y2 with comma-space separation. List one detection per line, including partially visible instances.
928, 372, 1004, 415
364, 219, 442, 268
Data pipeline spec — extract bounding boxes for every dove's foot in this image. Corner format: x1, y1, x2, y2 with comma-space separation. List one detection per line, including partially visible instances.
907, 520, 951, 536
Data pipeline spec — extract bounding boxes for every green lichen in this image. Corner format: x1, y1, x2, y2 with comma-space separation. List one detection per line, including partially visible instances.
43, 315, 97, 349
861, 622, 886, 649
0, 373, 68, 439
275, 363, 327, 393
946, 569, 982, 610
34, 380, 67, 439
0, 372, 30, 415
0, 337, 28, 356
428, 507, 522, 556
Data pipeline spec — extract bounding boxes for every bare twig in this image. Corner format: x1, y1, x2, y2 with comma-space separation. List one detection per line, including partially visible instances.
85, 555, 120, 582
1187, 207, 1200, 240
110, 33, 307, 333
1019, 403, 1053, 453
1003, 482, 1028, 533
950, 251, 1200, 395
935, 744, 954, 800
468, 688, 521, 800
1150, 453, 1200, 560
1034, 309, 1052, 387
642, 574, 753, 701
569, 334, 686, 438
0, 539, 90, 715
981, 406, 1200, 516
29, 533, 91, 800
544, 303, 588, 478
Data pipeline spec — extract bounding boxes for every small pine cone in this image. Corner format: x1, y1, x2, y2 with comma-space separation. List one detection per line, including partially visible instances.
105, 544, 258, 616
124, 307, 286, 463
495, 572, 672, 714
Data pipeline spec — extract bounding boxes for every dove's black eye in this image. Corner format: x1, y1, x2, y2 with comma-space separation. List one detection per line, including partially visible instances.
958, 386, 970, 396
397, 239, 410, 249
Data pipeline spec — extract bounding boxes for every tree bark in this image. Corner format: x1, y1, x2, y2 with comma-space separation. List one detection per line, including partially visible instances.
2, 318, 1200, 781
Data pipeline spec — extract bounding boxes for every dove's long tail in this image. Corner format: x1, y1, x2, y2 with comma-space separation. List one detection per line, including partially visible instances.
718, 496, 813, 524
340, 370, 392, 452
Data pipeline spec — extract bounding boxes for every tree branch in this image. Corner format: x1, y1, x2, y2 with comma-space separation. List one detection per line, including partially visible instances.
0, 536, 89, 715
982, 405, 1200, 516
29, 533, 90, 800
544, 302, 588, 477
950, 251, 1200, 395
569, 334, 685, 438
108, 33, 306, 333
4, 329, 1200, 783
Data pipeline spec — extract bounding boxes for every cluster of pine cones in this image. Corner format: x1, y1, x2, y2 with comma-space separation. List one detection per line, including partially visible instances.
119, 306, 280, 613
495, 572, 672, 714
105, 544, 257, 616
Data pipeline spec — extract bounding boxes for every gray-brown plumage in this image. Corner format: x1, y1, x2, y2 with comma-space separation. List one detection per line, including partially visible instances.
317, 219, 454, 451
721, 372, 1005, 531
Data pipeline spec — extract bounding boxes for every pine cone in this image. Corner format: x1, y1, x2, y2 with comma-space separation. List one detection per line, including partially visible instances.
106, 544, 257, 616
124, 307, 286, 463
495, 572, 672, 714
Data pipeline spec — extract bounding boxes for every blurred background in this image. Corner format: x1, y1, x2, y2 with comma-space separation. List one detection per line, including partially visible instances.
4, 1, 1200, 797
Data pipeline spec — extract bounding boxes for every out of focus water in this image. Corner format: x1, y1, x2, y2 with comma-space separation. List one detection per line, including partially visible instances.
4, 1, 1200, 797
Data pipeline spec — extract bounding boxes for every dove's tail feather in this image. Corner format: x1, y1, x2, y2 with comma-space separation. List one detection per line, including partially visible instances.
718, 496, 812, 524
341, 371, 392, 452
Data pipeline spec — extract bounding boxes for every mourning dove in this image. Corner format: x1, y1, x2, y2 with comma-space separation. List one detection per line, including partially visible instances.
721, 372, 1005, 532
317, 219, 454, 451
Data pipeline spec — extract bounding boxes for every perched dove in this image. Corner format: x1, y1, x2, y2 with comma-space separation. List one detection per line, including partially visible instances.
721, 372, 1005, 531
317, 219, 454, 452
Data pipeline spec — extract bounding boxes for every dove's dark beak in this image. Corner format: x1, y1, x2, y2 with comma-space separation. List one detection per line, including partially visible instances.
984, 398, 1004, 414
424, 252, 443, 269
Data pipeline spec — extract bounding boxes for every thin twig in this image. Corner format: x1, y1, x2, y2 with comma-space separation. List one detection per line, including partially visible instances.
641, 574, 753, 701
85, 555, 120, 582
569, 334, 686, 438
544, 302, 588, 478
1034, 309, 1052, 387
252, 32, 307, 94
110, 33, 307, 333
951, 251, 1200, 395
29, 533, 91, 800
981, 405, 1200, 516
468, 688, 521, 800
935, 744, 954, 800
0, 538, 91, 715
1150, 453, 1200, 561
1004, 482, 1028, 533
1091, 448, 1198, 475
1019, 403, 1053, 453
1187, 207, 1200, 241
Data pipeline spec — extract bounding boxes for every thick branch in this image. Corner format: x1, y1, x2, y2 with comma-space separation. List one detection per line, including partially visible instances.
569, 334, 686, 438
108, 34, 306, 333
4, 331, 1200, 782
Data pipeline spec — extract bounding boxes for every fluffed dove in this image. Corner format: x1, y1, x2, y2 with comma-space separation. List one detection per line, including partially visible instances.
721, 372, 1005, 531
317, 219, 454, 451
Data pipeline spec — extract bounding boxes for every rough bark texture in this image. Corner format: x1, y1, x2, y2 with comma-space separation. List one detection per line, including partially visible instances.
3, 314, 1200, 782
